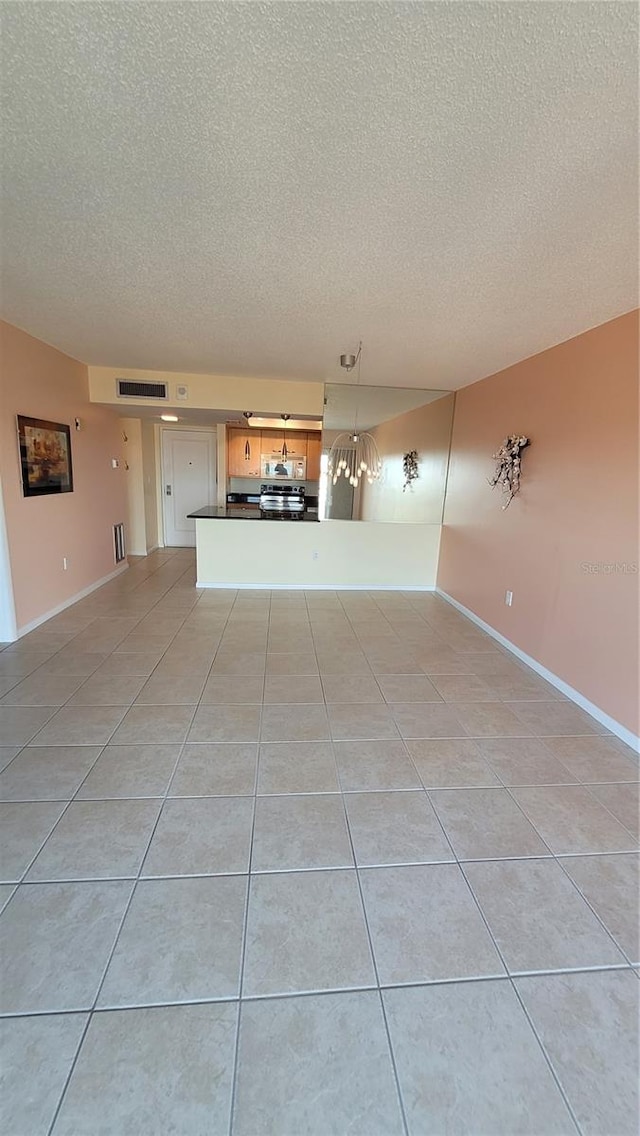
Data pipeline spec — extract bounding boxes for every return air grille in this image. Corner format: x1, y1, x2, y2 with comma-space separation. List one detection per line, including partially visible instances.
116, 379, 168, 399
113, 523, 126, 564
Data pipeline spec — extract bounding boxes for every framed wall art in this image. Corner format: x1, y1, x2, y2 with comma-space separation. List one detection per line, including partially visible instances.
17, 415, 74, 497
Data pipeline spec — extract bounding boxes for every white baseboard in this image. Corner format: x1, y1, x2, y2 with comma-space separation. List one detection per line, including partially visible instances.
17, 562, 130, 639
196, 581, 437, 591
436, 588, 639, 753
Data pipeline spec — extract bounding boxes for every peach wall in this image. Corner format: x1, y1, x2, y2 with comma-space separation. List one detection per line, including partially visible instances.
0, 321, 128, 632
438, 310, 639, 737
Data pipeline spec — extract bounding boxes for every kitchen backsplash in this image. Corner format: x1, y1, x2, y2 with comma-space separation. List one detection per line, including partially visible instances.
229, 477, 319, 494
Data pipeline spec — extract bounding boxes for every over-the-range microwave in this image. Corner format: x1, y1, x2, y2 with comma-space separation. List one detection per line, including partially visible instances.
260, 455, 307, 480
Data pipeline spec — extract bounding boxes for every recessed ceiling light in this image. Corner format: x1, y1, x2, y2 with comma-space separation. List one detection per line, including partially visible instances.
161, 414, 179, 422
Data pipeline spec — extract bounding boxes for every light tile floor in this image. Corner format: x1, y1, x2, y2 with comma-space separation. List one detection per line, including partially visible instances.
0, 548, 638, 1135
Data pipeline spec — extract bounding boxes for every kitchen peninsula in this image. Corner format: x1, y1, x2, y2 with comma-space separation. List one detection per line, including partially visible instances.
187, 399, 447, 589
188, 508, 441, 589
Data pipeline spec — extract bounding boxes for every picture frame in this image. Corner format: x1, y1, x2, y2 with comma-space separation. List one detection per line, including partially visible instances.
17, 415, 74, 496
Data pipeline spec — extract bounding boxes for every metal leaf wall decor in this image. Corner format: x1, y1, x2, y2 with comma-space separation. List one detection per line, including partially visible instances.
489, 435, 530, 509
403, 450, 419, 491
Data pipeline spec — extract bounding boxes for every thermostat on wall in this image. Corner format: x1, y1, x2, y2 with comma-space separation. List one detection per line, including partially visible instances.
176, 384, 189, 400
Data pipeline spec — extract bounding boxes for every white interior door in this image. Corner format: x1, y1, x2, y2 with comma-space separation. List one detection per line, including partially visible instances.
162, 429, 216, 547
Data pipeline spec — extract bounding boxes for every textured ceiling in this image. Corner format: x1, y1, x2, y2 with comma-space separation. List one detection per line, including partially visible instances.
1, 2, 637, 389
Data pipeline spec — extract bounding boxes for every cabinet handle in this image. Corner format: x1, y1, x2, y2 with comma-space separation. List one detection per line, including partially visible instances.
245, 440, 250, 460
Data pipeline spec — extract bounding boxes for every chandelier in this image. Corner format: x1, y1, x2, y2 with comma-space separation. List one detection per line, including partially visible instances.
327, 342, 382, 488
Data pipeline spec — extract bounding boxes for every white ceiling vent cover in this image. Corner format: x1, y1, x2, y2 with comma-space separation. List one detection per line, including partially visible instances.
117, 379, 168, 399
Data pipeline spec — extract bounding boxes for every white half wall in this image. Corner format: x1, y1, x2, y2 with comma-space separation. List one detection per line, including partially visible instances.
195, 519, 441, 588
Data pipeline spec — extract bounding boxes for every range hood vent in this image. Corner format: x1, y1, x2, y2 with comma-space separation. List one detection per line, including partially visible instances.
116, 379, 168, 399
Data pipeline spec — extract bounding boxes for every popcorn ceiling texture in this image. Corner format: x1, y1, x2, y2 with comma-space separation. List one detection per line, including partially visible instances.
1, 2, 637, 388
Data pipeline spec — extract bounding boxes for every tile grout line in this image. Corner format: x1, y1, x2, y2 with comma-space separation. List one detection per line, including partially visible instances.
3, 552, 196, 760
578, 780, 639, 842
498, 782, 637, 965
3, 776, 639, 803
456, 863, 585, 1135
6, 738, 113, 889
34, 555, 192, 1136
4, 862, 640, 890
2, 959, 634, 1022
5, 857, 639, 888
329, 598, 411, 1136
44, 735, 186, 1136
418, 754, 587, 1133
227, 586, 268, 1136
2, 559, 637, 1132
44, 557, 236, 1136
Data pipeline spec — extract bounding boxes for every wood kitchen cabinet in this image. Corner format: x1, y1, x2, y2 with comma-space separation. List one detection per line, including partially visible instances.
227, 428, 261, 478
306, 432, 322, 480
227, 427, 323, 480
261, 429, 307, 458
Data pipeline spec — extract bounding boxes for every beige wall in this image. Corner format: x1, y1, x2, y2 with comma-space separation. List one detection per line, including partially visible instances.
195, 518, 442, 588
89, 366, 324, 417
141, 420, 159, 552
361, 394, 455, 523
120, 418, 146, 555
0, 321, 128, 632
438, 310, 639, 736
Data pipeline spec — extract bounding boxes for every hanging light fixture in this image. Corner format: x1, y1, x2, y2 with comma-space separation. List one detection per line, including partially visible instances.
243, 412, 253, 460
280, 414, 290, 458
327, 342, 382, 488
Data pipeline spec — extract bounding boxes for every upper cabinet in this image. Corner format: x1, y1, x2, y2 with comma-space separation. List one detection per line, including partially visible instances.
227, 427, 322, 480
261, 429, 307, 458
227, 428, 261, 478
306, 433, 322, 480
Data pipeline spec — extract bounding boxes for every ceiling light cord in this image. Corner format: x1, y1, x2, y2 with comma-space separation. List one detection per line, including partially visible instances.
328, 340, 382, 489
353, 341, 363, 438
281, 413, 290, 458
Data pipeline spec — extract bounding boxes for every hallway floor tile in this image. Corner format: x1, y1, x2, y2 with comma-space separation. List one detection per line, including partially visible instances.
0, 548, 637, 1134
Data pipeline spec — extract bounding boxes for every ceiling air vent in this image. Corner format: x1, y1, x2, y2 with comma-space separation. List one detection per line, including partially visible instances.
116, 379, 168, 399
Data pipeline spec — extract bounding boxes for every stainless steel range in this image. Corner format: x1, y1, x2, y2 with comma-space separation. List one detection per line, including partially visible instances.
259, 483, 305, 519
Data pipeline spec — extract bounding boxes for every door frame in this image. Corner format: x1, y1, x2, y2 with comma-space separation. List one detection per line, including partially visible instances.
159, 426, 217, 547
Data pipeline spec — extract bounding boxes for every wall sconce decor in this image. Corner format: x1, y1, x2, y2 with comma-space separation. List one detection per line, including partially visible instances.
489, 435, 530, 508
402, 450, 419, 491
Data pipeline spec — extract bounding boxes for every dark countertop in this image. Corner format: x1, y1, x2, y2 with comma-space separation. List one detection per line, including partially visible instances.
226, 492, 319, 507
188, 506, 320, 522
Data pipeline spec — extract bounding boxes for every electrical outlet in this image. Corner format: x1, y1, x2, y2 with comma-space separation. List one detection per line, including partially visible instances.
63, 557, 68, 571
505, 590, 513, 606
312, 550, 319, 561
